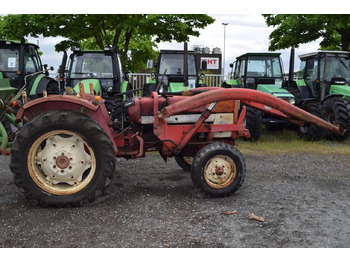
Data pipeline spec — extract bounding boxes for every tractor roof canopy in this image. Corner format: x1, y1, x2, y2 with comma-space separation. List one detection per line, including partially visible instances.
299, 50, 350, 60
0, 39, 39, 49
236, 52, 281, 60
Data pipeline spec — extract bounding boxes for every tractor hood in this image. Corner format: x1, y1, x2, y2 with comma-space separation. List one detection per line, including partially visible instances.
329, 84, 350, 99
257, 84, 295, 99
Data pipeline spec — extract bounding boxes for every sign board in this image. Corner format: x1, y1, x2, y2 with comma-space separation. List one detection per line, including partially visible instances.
146, 59, 153, 69
8, 57, 16, 68
201, 57, 220, 70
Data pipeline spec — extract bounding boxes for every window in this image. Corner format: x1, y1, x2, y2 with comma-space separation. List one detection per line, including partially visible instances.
70, 53, 113, 78
246, 56, 282, 77
158, 53, 197, 75
0, 48, 19, 71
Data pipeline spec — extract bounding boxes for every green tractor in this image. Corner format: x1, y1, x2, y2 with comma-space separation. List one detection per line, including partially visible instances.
58, 46, 134, 124
222, 52, 295, 140
0, 38, 58, 98
287, 50, 350, 140
143, 42, 206, 96
0, 38, 58, 153
59, 46, 131, 97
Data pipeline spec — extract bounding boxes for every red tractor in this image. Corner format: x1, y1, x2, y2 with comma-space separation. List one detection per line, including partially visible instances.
9, 83, 344, 207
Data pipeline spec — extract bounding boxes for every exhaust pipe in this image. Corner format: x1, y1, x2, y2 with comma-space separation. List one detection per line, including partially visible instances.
184, 42, 188, 87
288, 47, 295, 84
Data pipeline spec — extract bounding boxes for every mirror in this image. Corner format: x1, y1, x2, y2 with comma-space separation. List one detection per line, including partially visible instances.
201, 60, 207, 70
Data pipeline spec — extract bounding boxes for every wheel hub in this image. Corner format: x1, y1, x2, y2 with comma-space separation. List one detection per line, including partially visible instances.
215, 166, 224, 176
56, 155, 70, 169
204, 155, 236, 189
36, 135, 92, 185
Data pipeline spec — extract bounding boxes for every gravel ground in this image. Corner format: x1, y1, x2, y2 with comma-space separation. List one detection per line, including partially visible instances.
0, 152, 350, 248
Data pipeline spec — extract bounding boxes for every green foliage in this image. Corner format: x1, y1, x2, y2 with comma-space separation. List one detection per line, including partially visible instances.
263, 14, 350, 51
0, 14, 215, 72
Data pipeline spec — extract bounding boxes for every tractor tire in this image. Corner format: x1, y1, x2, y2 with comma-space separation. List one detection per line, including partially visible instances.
243, 105, 262, 142
221, 82, 233, 88
321, 96, 350, 141
191, 142, 246, 197
175, 156, 193, 172
10, 110, 116, 207
297, 101, 324, 141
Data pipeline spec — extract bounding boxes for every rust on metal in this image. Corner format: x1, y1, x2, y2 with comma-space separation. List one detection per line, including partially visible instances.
89, 82, 94, 95
56, 156, 70, 169
79, 82, 86, 98
0, 148, 10, 155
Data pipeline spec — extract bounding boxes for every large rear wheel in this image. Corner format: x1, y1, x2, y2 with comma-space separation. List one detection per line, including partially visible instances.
321, 96, 350, 141
10, 110, 116, 207
243, 105, 262, 142
191, 142, 246, 197
297, 101, 324, 140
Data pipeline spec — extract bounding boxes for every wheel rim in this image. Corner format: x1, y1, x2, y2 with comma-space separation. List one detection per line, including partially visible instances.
203, 155, 236, 189
28, 130, 96, 195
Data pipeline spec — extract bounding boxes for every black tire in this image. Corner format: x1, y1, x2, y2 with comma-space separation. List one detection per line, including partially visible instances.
191, 142, 246, 197
10, 110, 116, 207
221, 82, 233, 88
321, 96, 350, 141
243, 105, 262, 141
0, 115, 14, 143
265, 123, 285, 132
175, 156, 193, 172
287, 81, 302, 106
46, 80, 60, 95
297, 101, 324, 140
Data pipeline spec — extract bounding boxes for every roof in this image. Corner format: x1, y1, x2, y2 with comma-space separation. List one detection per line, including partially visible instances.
299, 50, 350, 59
0, 39, 39, 49
236, 52, 281, 59
159, 50, 195, 54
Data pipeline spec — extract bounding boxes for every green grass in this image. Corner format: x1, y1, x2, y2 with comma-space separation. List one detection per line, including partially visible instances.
236, 128, 350, 155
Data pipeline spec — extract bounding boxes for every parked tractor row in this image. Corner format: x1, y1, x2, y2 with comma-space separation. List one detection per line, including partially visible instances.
0, 38, 348, 207
0, 38, 58, 153
222, 49, 350, 142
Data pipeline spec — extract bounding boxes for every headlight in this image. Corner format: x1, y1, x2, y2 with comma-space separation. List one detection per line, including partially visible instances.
285, 98, 295, 105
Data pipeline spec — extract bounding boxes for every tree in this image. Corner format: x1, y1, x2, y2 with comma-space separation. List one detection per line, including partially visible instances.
263, 14, 350, 51
0, 14, 215, 72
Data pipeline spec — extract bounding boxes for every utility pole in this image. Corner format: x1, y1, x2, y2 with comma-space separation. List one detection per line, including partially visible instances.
222, 23, 228, 79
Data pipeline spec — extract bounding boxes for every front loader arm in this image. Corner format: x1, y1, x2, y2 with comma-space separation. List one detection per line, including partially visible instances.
158, 88, 345, 137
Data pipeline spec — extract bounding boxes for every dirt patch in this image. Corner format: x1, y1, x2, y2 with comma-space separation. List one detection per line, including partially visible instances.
0, 153, 349, 248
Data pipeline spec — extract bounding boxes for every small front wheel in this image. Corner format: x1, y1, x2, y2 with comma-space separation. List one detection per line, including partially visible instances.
175, 156, 193, 172
191, 142, 246, 197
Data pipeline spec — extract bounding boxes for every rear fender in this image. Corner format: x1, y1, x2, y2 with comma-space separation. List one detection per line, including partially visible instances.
28, 75, 59, 98
16, 95, 118, 153
329, 84, 350, 100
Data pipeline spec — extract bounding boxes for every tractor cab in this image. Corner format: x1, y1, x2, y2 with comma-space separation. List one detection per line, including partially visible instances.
221, 52, 295, 140
156, 50, 200, 92
144, 43, 206, 96
289, 50, 350, 140
60, 47, 130, 97
297, 51, 350, 101
0, 38, 58, 98
231, 53, 294, 101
